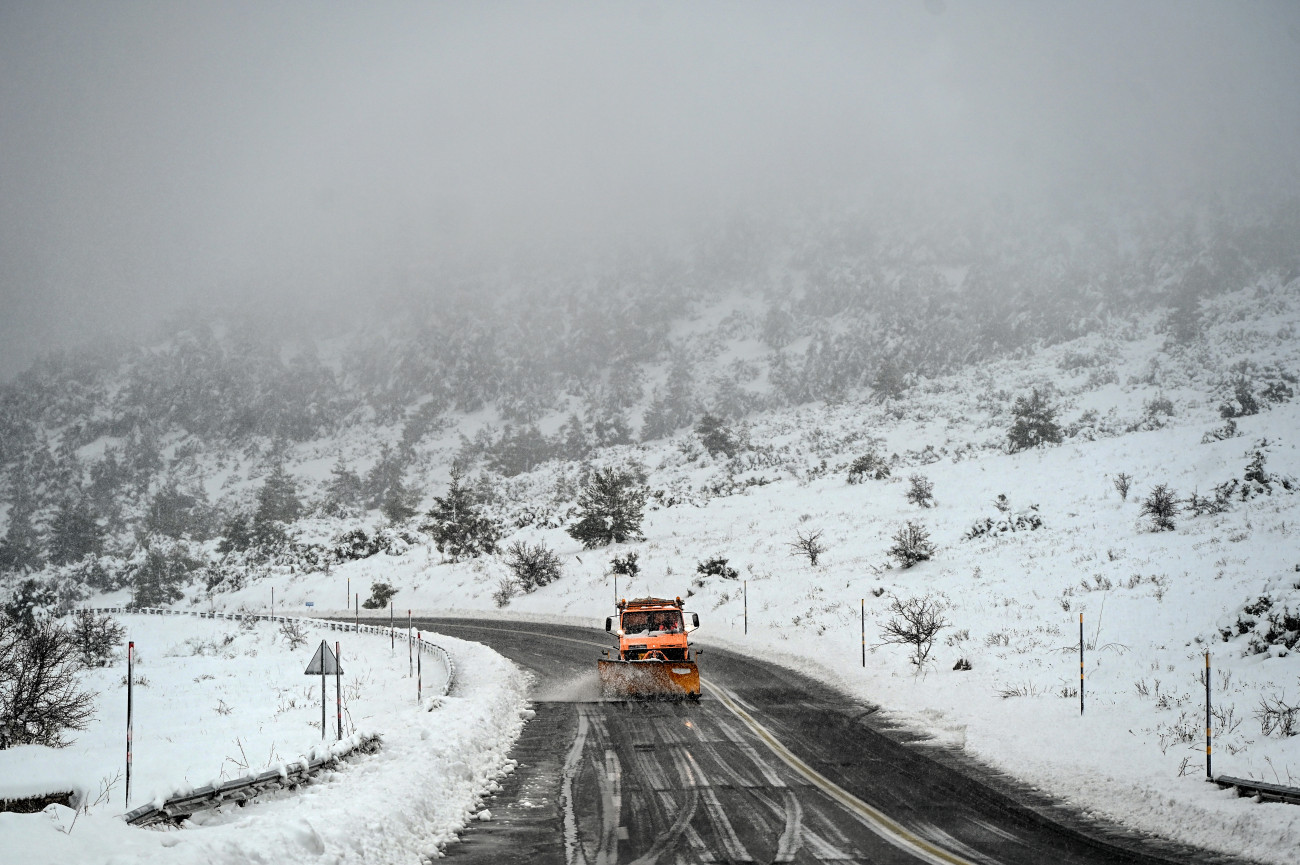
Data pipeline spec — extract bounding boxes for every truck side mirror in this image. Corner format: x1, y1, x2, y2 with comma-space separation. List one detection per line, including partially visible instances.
605, 617, 612, 632
692, 613, 699, 628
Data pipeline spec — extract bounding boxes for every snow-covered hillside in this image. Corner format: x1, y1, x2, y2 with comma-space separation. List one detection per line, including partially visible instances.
135, 277, 1299, 862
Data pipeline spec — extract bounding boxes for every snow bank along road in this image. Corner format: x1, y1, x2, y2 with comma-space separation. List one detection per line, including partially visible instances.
425, 618, 1248, 865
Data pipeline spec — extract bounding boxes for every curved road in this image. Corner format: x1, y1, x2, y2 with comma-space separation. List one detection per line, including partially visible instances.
421, 618, 1241, 865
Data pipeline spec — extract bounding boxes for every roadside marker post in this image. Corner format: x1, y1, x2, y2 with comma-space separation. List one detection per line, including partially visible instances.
1206, 651, 1212, 780
743, 580, 748, 635
346, 577, 350, 610
271, 587, 275, 619
1079, 612, 1085, 716
335, 641, 343, 741
417, 631, 423, 704
390, 601, 394, 651
126, 641, 134, 808
408, 610, 413, 677
861, 599, 866, 667
354, 593, 359, 630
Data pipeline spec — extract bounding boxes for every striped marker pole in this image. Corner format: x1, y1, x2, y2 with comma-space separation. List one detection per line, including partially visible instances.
126, 641, 134, 807
390, 601, 394, 651
1079, 612, 1085, 716
417, 632, 423, 704
861, 599, 866, 667
1206, 651, 1212, 780
408, 610, 413, 677
744, 580, 748, 635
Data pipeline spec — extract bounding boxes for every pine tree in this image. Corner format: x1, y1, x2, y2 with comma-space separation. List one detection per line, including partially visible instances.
380, 477, 418, 523
130, 546, 192, 607
567, 467, 646, 549
1007, 389, 1063, 453
694, 414, 738, 458
422, 467, 501, 561
0, 502, 43, 574
145, 481, 209, 539
47, 498, 104, 566
325, 457, 363, 511
256, 463, 301, 523
363, 444, 407, 511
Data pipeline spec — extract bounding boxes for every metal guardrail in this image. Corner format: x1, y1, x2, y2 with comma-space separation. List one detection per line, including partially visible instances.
121, 732, 382, 826
1214, 775, 1300, 806
84, 606, 456, 698
76, 607, 457, 822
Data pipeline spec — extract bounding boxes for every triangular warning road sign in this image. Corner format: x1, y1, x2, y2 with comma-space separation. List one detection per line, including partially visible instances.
304, 640, 342, 675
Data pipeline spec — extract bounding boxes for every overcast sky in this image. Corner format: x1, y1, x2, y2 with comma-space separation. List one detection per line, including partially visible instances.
1, 1, 1297, 378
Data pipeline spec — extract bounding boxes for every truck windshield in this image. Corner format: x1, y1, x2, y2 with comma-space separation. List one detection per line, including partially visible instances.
622, 610, 683, 635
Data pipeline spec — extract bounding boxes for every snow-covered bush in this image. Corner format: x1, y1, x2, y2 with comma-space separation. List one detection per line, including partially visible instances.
962, 506, 1043, 541
1006, 388, 1063, 452
874, 594, 949, 667
846, 452, 890, 483
0, 614, 96, 749
906, 474, 935, 508
362, 581, 399, 609
694, 556, 739, 582
888, 521, 935, 568
504, 541, 563, 592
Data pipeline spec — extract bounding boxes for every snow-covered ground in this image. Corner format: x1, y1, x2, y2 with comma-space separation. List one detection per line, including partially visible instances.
0, 614, 529, 864
182, 283, 1300, 862
12, 280, 1300, 863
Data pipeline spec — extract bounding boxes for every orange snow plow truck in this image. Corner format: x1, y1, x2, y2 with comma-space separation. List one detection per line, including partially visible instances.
599, 597, 701, 700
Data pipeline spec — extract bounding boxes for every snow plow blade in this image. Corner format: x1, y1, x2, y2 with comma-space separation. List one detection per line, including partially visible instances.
598, 659, 700, 700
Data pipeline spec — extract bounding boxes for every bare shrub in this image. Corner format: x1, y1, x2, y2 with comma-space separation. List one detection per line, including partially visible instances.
906, 474, 935, 508
1256, 690, 1299, 738
888, 521, 935, 568
491, 578, 518, 608
505, 541, 563, 592
787, 529, 826, 566
1140, 484, 1179, 532
875, 594, 949, 666
279, 618, 309, 651
0, 616, 96, 749
1112, 472, 1133, 501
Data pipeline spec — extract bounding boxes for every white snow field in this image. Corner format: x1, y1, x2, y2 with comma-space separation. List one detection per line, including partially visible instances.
0, 614, 529, 864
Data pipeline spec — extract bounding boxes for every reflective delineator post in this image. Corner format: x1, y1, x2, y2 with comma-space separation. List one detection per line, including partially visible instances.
271, 586, 275, 619
346, 577, 350, 609
408, 610, 413, 678
743, 580, 748, 635
335, 641, 343, 741
320, 643, 327, 740
1206, 651, 1213, 780
126, 640, 134, 808
417, 631, 423, 704
861, 599, 866, 667
1079, 612, 1085, 716
354, 593, 359, 630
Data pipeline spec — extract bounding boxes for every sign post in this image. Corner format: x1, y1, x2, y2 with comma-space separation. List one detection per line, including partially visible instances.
304, 640, 343, 740
126, 640, 134, 807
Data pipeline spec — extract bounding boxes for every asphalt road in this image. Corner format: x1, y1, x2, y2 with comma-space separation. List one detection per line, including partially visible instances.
420, 618, 1241, 865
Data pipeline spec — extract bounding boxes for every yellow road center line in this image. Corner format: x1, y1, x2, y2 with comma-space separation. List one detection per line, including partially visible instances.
703, 678, 986, 865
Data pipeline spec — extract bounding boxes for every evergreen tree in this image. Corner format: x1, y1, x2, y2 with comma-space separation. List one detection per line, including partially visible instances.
0, 502, 43, 574
694, 414, 738, 458
145, 481, 209, 540
380, 477, 418, 523
3, 578, 57, 633
567, 467, 646, 548
422, 467, 501, 561
47, 498, 104, 566
363, 444, 407, 511
557, 413, 589, 461
325, 457, 363, 511
216, 513, 254, 555
487, 424, 553, 476
1006, 389, 1063, 453
130, 545, 194, 607
254, 462, 302, 524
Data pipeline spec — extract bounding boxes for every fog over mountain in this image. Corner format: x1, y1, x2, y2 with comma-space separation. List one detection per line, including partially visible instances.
2, 1, 1298, 377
